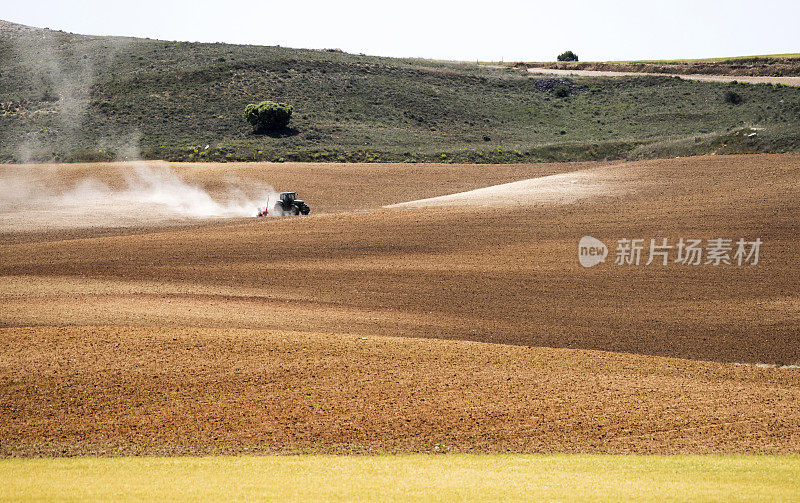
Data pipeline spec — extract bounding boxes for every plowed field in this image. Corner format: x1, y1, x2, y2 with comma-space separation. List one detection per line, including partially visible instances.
1, 154, 799, 456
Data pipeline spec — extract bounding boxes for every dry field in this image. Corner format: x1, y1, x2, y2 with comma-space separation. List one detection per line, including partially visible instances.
1, 154, 799, 457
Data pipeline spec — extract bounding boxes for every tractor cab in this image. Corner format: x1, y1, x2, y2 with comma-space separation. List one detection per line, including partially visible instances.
280, 192, 296, 205
261, 191, 310, 217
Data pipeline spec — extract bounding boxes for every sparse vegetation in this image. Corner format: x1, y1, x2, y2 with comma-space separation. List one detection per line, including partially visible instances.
1, 21, 799, 164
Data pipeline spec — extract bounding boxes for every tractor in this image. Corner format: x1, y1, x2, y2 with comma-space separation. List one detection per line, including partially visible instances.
258, 191, 310, 217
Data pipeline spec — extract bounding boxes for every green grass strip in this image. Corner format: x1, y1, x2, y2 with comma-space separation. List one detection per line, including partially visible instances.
1, 454, 798, 502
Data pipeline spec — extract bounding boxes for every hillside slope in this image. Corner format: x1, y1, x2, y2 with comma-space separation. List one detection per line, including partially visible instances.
1, 20, 799, 163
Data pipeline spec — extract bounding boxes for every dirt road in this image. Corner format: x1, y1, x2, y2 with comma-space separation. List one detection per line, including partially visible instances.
525, 67, 800, 86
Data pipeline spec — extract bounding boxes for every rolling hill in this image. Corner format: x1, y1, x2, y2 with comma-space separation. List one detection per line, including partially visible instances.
1, 20, 799, 164
1, 154, 800, 456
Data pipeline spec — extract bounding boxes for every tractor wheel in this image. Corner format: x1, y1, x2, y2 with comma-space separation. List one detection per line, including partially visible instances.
292, 206, 300, 216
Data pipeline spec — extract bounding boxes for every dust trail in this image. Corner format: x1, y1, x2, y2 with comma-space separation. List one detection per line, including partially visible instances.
0, 161, 278, 232
385, 168, 622, 209
4, 23, 125, 162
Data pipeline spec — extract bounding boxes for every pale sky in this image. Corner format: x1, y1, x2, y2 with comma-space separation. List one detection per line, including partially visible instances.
2, 0, 798, 62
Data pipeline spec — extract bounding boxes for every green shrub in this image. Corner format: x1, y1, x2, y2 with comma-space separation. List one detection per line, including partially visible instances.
557, 50, 579, 62
724, 91, 743, 105
244, 101, 293, 131
554, 85, 570, 98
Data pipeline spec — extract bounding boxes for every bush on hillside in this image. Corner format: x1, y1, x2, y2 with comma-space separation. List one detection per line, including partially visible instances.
557, 50, 579, 62
245, 101, 293, 132
724, 90, 743, 105
553, 85, 570, 98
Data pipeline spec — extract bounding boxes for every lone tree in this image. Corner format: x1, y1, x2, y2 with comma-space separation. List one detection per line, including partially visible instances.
245, 101, 293, 132
557, 50, 579, 62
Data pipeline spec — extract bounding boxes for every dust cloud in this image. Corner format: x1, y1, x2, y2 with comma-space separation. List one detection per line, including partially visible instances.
5, 24, 123, 163
0, 161, 278, 232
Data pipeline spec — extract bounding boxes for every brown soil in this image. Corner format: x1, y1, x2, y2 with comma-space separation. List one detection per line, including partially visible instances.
1, 154, 799, 456
2, 326, 799, 457
0, 160, 601, 216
